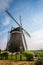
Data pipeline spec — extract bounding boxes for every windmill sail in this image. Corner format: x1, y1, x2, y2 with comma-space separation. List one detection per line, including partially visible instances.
5, 10, 31, 52
5, 10, 31, 38
22, 32, 28, 50
19, 16, 27, 50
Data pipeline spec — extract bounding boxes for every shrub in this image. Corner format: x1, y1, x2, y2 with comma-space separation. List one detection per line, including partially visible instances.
38, 52, 43, 61
38, 52, 43, 57
0, 51, 10, 60
23, 52, 34, 61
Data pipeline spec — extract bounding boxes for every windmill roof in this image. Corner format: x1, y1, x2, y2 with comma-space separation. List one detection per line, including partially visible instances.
10, 27, 22, 33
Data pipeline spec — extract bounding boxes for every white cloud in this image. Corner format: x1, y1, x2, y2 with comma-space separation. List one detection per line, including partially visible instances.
0, 37, 7, 50
0, 31, 2, 35
25, 29, 43, 50
0, 29, 9, 50
2, 16, 10, 26
3, 29, 8, 33
32, 14, 43, 24
0, 29, 8, 36
0, 0, 12, 12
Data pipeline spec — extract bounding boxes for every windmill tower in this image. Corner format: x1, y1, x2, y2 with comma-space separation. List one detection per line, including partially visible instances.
6, 10, 31, 53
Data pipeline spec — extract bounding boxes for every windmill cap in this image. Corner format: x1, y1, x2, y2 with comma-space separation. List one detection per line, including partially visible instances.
10, 27, 23, 33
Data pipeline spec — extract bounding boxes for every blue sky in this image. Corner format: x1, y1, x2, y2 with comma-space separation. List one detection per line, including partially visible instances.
0, 0, 43, 50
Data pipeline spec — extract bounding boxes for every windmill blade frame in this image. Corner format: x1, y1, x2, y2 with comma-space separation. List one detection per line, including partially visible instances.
23, 29, 31, 38
5, 10, 31, 38
22, 32, 28, 50
19, 16, 27, 50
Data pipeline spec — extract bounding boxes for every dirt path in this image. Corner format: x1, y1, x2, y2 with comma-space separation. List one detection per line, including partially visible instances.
0, 60, 35, 65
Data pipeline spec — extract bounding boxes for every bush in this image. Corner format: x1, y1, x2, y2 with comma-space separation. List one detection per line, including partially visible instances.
38, 52, 43, 57
38, 52, 43, 61
23, 52, 34, 61
0, 51, 34, 61
0, 51, 10, 60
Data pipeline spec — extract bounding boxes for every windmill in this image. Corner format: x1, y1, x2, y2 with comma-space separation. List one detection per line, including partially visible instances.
5, 10, 31, 53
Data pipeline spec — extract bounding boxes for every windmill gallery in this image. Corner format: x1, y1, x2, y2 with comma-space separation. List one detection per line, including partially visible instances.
5, 10, 31, 53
